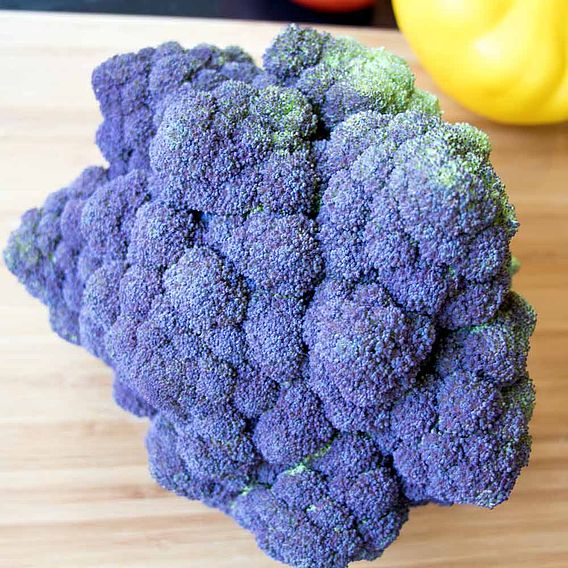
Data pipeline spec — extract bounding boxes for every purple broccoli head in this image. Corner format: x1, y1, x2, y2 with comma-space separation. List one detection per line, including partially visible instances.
4, 25, 536, 568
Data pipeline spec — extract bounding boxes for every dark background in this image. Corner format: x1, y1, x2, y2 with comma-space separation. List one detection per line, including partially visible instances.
0, 0, 397, 27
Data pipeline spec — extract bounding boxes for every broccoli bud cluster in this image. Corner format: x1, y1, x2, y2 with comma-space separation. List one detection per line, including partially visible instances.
4, 25, 536, 568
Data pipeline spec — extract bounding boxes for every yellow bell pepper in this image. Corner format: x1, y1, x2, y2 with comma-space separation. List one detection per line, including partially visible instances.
393, 0, 568, 124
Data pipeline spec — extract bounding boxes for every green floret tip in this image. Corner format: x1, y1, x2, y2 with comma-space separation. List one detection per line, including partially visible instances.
510, 256, 521, 275
407, 88, 441, 115
284, 463, 309, 476
322, 37, 439, 115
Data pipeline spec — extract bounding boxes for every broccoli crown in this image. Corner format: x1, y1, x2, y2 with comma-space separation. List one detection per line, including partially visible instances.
4, 25, 536, 568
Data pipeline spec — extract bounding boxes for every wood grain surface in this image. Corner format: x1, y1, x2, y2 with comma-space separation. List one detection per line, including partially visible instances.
0, 11, 567, 568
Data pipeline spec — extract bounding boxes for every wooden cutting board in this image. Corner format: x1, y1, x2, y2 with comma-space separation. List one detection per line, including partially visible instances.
0, 11, 567, 568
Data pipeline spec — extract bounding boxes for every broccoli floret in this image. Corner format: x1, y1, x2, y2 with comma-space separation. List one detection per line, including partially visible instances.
318, 110, 517, 329
234, 434, 409, 566
93, 42, 260, 177
146, 414, 237, 510
254, 382, 334, 466
244, 290, 305, 384
263, 24, 439, 129
4, 25, 537, 568
304, 281, 436, 428
150, 80, 318, 215
390, 294, 536, 508
113, 377, 156, 418
206, 211, 323, 297
127, 201, 195, 268
164, 246, 247, 332
4, 166, 109, 342
80, 260, 124, 362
